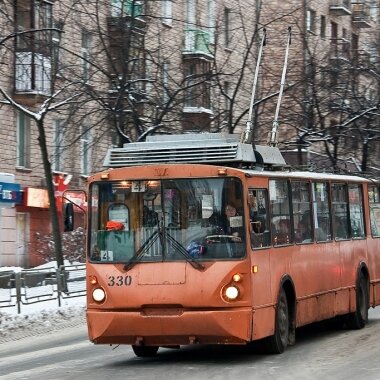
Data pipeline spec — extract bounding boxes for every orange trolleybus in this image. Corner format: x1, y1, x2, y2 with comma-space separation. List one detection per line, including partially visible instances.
67, 29, 380, 356
76, 132, 380, 357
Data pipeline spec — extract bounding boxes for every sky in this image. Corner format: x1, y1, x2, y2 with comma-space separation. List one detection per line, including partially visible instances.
0, 263, 86, 342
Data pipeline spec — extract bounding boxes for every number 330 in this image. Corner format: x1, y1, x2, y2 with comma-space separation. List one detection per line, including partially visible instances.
107, 275, 132, 286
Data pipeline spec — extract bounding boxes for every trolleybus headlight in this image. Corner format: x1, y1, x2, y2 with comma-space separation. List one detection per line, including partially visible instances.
224, 285, 239, 300
92, 287, 106, 303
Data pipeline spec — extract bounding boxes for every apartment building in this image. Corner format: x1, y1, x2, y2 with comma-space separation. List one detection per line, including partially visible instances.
0, 0, 112, 266
0, 0, 378, 267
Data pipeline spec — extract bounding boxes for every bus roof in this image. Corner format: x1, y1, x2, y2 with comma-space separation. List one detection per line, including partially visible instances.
103, 133, 286, 169
101, 133, 376, 184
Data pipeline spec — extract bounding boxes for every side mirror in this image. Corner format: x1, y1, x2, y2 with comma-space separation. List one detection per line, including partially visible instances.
63, 203, 74, 232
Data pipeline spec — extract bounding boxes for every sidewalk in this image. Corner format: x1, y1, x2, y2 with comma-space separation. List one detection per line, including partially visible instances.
0, 297, 86, 344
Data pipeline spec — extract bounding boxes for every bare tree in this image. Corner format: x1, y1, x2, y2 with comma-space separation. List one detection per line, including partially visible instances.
255, 8, 380, 174
58, 0, 289, 146
303, 38, 379, 173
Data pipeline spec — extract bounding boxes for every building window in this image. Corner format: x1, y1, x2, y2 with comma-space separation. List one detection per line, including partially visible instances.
342, 28, 350, 58
224, 81, 231, 111
351, 33, 359, 63
186, 0, 195, 25
81, 31, 92, 83
16, 0, 53, 52
111, 0, 143, 17
52, 20, 63, 77
331, 21, 338, 41
183, 60, 211, 110
207, 0, 215, 44
15, 2, 52, 94
81, 126, 92, 176
52, 119, 65, 172
162, 0, 172, 26
36, 0, 53, 47
224, 7, 232, 48
162, 61, 170, 103
16, 111, 31, 168
320, 15, 326, 38
16, 1, 30, 50
15, 52, 51, 93
306, 9, 316, 33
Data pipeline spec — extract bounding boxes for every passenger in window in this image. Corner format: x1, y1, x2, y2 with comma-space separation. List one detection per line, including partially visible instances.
315, 227, 327, 241
274, 219, 290, 245
218, 203, 244, 241
316, 218, 331, 241
143, 206, 158, 227
335, 218, 348, 239
249, 196, 266, 244
249, 192, 271, 247
249, 194, 264, 232
295, 214, 312, 243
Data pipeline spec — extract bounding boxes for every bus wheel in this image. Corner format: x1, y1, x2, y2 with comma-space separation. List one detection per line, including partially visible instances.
132, 345, 159, 357
264, 288, 289, 354
346, 274, 369, 329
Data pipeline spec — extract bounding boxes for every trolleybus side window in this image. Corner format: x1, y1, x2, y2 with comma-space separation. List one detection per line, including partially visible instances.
248, 189, 271, 248
348, 184, 365, 238
269, 179, 293, 246
291, 181, 313, 244
331, 183, 349, 240
369, 185, 380, 237
312, 182, 332, 242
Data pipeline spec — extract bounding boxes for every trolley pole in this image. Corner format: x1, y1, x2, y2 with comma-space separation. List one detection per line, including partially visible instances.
268, 27, 292, 147
241, 28, 266, 146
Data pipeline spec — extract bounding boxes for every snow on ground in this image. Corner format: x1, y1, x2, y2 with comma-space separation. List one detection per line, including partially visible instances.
0, 296, 86, 343
0, 262, 87, 344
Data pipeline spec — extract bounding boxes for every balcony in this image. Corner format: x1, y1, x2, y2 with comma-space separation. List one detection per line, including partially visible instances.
110, 0, 144, 18
329, 0, 351, 16
353, 49, 371, 67
108, 74, 147, 105
329, 39, 351, 62
183, 29, 214, 59
183, 82, 212, 115
351, 3, 372, 28
109, 0, 146, 30
14, 52, 51, 104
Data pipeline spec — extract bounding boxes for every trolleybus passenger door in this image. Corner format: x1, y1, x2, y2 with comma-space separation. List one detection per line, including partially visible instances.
248, 188, 273, 339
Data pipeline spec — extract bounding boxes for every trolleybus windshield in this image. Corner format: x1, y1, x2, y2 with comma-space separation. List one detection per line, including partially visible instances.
89, 177, 246, 263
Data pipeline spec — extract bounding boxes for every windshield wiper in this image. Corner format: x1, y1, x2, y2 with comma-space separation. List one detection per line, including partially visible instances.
124, 229, 160, 272
124, 227, 204, 272
163, 232, 204, 271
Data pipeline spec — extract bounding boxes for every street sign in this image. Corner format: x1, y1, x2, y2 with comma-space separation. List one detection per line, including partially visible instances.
0, 182, 21, 204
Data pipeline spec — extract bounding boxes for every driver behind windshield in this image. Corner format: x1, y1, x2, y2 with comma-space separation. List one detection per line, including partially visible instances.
209, 203, 244, 242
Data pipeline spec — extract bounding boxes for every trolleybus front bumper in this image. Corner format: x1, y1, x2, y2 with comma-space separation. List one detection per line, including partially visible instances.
87, 307, 252, 346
